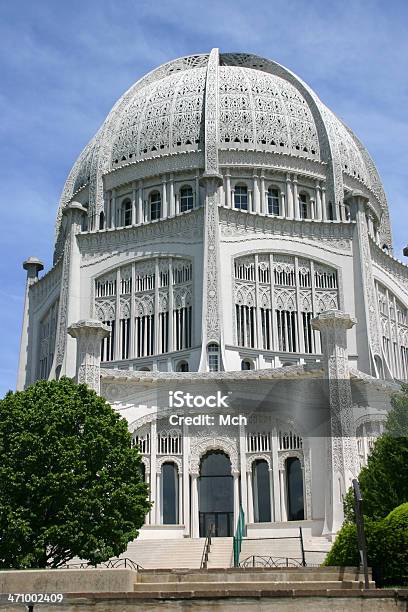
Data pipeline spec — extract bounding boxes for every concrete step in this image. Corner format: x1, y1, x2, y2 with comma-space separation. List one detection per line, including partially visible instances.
136, 567, 372, 585
206, 537, 233, 568
133, 580, 375, 592
120, 538, 206, 569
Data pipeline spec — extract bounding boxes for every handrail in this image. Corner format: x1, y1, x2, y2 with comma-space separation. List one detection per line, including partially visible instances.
59, 558, 143, 571
240, 555, 303, 568
200, 522, 214, 569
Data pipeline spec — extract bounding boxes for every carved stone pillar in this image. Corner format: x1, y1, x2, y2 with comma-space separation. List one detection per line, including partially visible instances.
286, 174, 294, 219
312, 310, 359, 536
239, 423, 248, 519
191, 473, 199, 538
293, 175, 300, 220
233, 471, 240, 529
67, 320, 110, 394
53, 202, 88, 380
279, 469, 287, 521
246, 468, 254, 523
315, 181, 322, 221
17, 257, 44, 390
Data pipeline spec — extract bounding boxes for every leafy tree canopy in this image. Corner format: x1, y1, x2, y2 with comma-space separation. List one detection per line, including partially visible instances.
343, 384, 408, 522
0, 378, 150, 569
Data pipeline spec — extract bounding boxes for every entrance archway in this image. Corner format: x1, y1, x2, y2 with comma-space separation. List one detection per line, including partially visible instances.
198, 451, 233, 537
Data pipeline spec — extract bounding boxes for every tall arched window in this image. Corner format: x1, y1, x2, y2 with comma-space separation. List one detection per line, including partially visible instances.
286, 457, 304, 520
150, 191, 161, 221
267, 188, 280, 216
299, 193, 309, 219
328, 201, 334, 221
234, 185, 248, 211
180, 186, 194, 212
99, 211, 105, 230
121, 199, 132, 226
252, 460, 271, 522
208, 343, 220, 372
162, 462, 178, 524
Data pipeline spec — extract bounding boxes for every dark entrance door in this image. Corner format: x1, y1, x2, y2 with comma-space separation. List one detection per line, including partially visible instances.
198, 451, 234, 537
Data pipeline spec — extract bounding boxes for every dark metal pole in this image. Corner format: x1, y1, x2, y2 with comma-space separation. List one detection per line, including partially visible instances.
352, 479, 370, 589
299, 526, 306, 567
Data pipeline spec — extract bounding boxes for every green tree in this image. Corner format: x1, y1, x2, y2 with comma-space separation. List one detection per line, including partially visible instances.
343, 384, 408, 522
0, 378, 150, 568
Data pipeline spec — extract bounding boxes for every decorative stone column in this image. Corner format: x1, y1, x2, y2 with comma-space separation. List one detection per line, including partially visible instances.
246, 468, 254, 523
312, 310, 359, 536
285, 173, 294, 219
279, 469, 287, 521
233, 471, 240, 530
191, 473, 199, 538
17, 257, 44, 390
53, 202, 87, 380
67, 320, 110, 394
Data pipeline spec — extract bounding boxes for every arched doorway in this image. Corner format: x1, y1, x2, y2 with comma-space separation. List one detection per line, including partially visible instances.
286, 457, 304, 520
252, 459, 271, 522
198, 451, 233, 537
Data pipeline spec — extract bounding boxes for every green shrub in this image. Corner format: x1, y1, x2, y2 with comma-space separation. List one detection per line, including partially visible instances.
324, 522, 359, 566
325, 503, 408, 586
370, 503, 408, 585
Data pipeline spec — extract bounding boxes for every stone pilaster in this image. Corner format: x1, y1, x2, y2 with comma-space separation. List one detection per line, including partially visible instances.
67, 319, 110, 394
350, 192, 382, 376
53, 202, 87, 380
312, 310, 359, 536
17, 257, 44, 390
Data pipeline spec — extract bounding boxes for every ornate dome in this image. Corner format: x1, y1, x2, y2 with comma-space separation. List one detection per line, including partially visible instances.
56, 49, 390, 251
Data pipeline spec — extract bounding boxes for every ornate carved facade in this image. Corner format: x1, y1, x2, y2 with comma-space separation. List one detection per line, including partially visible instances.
18, 50, 407, 543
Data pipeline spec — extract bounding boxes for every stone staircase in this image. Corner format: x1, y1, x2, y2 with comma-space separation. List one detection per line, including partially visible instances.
206, 537, 233, 568
240, 534, 331, 566
118, 534, 328, 569
133, 567, 376, 595
122, 538, 205, 569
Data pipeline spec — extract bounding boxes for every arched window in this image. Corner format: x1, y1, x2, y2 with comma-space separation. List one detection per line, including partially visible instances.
81, 203, 89, 231
344, 204, 351, 221
139, 366, 151, 371
382, 244, 389, 254
234, 185, 248, 211
241, 359, 252, 371
180, 186, 194, 212
176, 360, 189, 372
299, 193, 308, 219
121, 199, 132, 226
267, 188, 280, 216
328, 201, 334, 221
149, 191, 161, 221
162, 462, 178, 524
208, 343, 220, 372
286, 457, 304, 520
99, 211, 105, 230
252, 460, 271, 522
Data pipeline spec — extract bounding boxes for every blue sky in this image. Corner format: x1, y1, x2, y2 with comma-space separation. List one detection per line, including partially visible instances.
0, 0, 407, 396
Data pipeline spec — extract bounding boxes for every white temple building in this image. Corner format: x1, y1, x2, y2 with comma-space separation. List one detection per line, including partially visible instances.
17, 50, 408, 551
